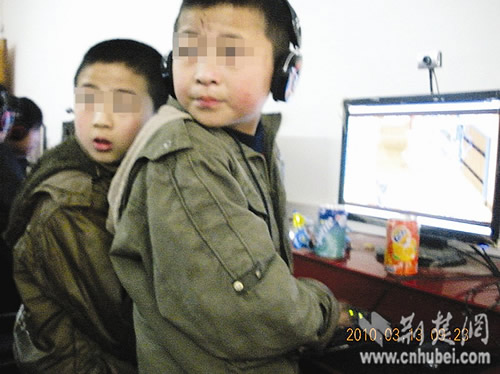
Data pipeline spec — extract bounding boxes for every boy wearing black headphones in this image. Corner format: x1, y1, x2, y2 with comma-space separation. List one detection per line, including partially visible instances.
109, 1, 344, 372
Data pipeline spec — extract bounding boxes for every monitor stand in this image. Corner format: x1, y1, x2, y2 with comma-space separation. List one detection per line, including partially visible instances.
418, 235, 466, 267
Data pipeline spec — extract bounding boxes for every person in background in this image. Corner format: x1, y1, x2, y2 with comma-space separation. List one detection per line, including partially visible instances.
2, 97, 43, 169
3, 38, 168, 373
0, 95, 43, 314
108, 1, 350, 373
0, 84, 14, 142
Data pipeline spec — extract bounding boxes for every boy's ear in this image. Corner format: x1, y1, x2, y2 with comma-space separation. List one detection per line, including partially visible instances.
162, 52, 176, 99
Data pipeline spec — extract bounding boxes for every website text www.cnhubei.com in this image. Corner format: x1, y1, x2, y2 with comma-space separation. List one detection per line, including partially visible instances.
359, 347, 490, 366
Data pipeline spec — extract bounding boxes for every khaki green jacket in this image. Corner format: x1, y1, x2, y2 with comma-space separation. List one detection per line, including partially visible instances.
109, 101, 340, 373
12, 154, 136, 373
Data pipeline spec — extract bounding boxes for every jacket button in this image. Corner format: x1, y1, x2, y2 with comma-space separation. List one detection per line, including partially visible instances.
255, 269, 262, 279
233, 281, 244, 292
163, 140, 171, 149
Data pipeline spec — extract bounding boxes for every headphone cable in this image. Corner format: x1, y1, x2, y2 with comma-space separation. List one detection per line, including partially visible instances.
229, 133, 274, 241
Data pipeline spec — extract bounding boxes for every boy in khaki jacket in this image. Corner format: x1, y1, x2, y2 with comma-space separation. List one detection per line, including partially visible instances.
5, 39, 168, 373
109, 1, 348, 372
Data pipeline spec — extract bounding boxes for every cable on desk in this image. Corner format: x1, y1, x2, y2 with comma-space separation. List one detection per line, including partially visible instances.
462, 279, 500, 325
369, 283, 397, 318
446, 241, 500, 277
464, 280, 500, 306
470, 244, 500, 277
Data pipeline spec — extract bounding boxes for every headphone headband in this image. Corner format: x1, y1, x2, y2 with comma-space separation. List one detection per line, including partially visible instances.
285, 0, 301, 50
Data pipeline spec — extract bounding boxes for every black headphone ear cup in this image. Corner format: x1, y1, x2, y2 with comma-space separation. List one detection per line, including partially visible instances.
271, 51, 302, 102
162, 51, 176, 99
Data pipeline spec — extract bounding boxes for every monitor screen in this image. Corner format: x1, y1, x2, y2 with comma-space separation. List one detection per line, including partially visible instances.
339, 91, 500, 246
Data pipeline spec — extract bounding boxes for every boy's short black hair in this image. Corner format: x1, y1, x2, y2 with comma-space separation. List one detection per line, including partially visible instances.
6, 97, 43, 141
74, 39, 168, 110
174, 0, 293, 63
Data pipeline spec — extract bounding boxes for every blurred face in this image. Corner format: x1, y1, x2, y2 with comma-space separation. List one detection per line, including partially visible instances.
6, 127, 40, 157
74, 62, 154, 164
173, 5, 274, 135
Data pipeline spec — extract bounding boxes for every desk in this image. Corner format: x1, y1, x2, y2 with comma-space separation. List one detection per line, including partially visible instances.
293, 232, 500, 373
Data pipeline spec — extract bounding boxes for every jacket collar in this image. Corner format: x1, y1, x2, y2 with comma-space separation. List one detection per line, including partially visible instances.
168, 97, 282, 141
154, 98, 282, 159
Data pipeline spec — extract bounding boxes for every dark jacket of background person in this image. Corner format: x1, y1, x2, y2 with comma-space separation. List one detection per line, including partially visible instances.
1, 96, 43, 314
0, 142, 25, 313
0, 141, 26, 240
4, 137, 136, 373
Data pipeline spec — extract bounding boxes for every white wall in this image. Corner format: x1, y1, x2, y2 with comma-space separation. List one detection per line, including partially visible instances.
3, 0, 500, 206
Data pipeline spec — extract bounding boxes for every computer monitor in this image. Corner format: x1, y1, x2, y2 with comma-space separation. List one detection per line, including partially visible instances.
339, 91, 500, 249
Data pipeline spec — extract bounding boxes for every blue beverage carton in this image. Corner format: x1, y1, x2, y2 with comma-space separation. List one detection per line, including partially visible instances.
314, 205, 347, 259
